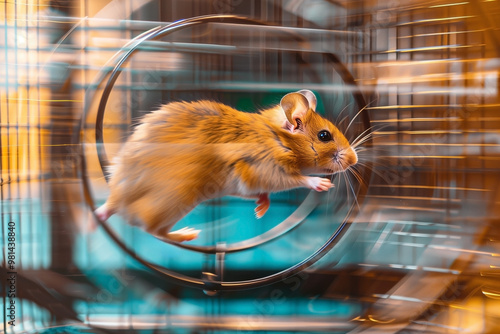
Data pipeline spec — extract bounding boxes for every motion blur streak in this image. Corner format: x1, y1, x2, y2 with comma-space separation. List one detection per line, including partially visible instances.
1, 0, 500, 333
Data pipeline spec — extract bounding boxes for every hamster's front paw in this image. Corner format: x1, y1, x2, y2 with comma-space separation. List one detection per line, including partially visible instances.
305, 176, 334, 192
166, 227, 200, 242
255, 193, 270, 218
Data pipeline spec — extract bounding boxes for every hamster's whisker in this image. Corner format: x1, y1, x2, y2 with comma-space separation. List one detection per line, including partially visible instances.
353, 148, 376, 154
351, 127, 375, 149
345, 97, 378, 134
355, 161, 387, 178
323, 173, 337, 214
345, 106, 367, 134
350, 124, 390, 149
338, 114, 351, 131
355, 160, 395, 186
355, 150, 387, 164
335, 101, 354, 127
355, 139, 390, 161
354, 160, 379, 170
352, 134, 374, 150
341, 170, 357, 211
340, 171, 350, 204
355, 145, 387, 153
350, 130, 373, 149
347, 166, 365, 189
358, 149, 391, 165
368, 123, 391, 134
345, 171, 361, 212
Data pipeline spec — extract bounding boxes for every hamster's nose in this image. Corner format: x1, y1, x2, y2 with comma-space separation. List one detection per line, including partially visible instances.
334, 148, 358, 170
346, 147, 358, 166
337, 147, 358, 169
333, 152, 340, 162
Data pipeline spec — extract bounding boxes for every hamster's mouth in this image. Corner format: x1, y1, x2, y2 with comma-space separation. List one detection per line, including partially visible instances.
322, 168, 338, 175
323, 162, 352, 174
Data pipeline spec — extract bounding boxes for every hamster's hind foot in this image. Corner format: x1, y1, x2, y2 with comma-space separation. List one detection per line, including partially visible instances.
166, 227, 201, 242
255, 193, 270, 218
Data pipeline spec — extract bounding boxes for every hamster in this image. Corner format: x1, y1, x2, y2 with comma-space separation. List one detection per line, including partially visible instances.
95, 90, 358, 242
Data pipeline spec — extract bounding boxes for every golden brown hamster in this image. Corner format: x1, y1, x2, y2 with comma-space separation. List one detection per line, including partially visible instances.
95, 90, 358, 242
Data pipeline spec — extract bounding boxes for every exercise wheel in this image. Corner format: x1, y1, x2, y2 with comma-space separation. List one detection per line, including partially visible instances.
78, 14, 372, 292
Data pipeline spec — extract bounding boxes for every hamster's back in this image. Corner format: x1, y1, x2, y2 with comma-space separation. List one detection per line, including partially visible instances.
130, 100, 265, 145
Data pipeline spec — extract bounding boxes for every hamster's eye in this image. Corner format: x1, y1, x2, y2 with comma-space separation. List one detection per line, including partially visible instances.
318, 130, 333, 142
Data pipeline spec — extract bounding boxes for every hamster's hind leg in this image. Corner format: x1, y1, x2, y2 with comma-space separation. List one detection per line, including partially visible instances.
255, 193, 270, 218
132, 197, 200, 243
164, 227, 201, 242
230, 192, 271, 218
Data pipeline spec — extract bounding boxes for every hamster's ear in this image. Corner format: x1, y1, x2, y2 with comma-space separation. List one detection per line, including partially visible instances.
297, 89, 317, 111
280, 92, 310, 133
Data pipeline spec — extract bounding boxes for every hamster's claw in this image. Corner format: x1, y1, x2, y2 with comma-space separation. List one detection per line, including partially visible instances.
166, 227, 200, 242
255, 193, 270, 219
